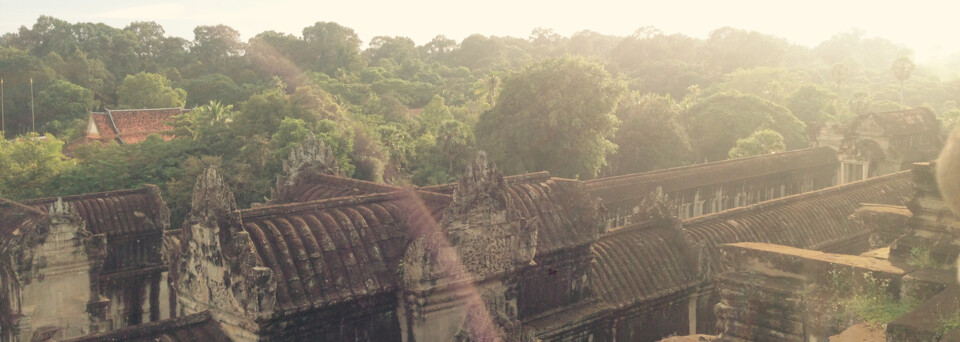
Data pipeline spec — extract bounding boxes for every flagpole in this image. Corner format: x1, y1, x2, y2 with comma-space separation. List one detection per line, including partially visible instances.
30, 78, 35, 133
1, 77, 4, 134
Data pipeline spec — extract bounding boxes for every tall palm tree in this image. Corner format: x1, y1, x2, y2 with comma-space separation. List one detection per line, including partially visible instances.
831, 63, 848, 113
892, 56, 915, 109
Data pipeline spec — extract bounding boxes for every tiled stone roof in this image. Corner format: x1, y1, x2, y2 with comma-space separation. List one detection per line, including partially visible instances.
683, 171, 913, 271
590, 222, 699, 306
509, 178, 601, 255
235, 190, 446, 311
0, 198, 47, 251
20, 185, 169, 237
284, 173, 404, 203
421, 171, 601, 255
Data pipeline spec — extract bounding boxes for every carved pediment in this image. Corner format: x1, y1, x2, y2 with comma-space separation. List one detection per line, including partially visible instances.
272, 131, 344, 201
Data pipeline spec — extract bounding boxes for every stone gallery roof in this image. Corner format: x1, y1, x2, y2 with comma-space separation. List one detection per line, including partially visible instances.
683, 171, 912, 270
236, 190, 447, 311
87, 108, 185, 144
853, 108, 939, 136
285, 173, 404, 203
419, 171, 552, 195
63, 312, 230, 342
292, 171, 599, 256
0, 198, 47, 251
509, 178, 600, 255
590, 223, 699, 306
232, 168, 599, 312
20, 185, 169, 237
585, 147, 838, 206
422, 171, 600, 255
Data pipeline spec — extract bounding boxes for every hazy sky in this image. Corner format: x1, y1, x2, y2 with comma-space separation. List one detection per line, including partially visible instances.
2, 0, 957, 62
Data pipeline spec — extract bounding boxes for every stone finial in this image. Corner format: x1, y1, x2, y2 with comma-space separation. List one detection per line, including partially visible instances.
634, 186, 679, 226
444, 151, 512, 219
48, 198, 71, 218
47, 198, 83, 230
189, 166, 237, 228
272, 131, 343, 200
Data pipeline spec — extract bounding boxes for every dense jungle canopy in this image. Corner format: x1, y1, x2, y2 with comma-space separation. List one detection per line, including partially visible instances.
2, 16, 958, 226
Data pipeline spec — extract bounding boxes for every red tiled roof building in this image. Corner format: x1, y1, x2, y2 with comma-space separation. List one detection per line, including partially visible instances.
86, 108, 187, 144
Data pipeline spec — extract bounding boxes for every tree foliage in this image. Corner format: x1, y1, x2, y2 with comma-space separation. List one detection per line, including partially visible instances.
785, 84, 835, 124
117, 72, 186, 109
684, 92, 806, 161
36, 79, 97, 131
728, 129, 786, 159
607, 93, 692, 175
0, 133, 72, 199
477, 56, 624, 179
5, 15, 960, 227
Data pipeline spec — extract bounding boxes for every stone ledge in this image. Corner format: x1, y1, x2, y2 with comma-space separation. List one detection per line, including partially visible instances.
886, 285, 960, 342
721, 242, 907, 279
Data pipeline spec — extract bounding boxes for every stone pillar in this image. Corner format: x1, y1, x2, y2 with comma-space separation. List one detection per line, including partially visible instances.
688, 293, 698, 335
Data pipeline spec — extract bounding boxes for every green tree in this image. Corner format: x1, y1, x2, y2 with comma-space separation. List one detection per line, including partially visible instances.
684, 92, 806, 161
36, 80, 97, 127
607, 93, 692, 175
124, 21, 168, 71
411, 120, 476, 185
0, 46, 57, 136
116, 72, 186, 109
365, 36, 419, 65
0, 133, 73, 199
728, 129, 786, 158
301, 22, 363, 77
703, 27, 788, 72
179, 73, 243, 106
420, 94, 453, 132
831, 63, 848, 111
785, 84, 835, 124
892, 56, 915, 109
421, 35, 457, 62
709, 67, 800, 103
192, 25, 244, 65
476, 56, 625, 179
170, 100, 236, 140
434, 120, 475, 176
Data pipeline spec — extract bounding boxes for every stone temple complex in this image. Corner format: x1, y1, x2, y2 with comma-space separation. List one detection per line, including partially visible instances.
1, 108, 956, 341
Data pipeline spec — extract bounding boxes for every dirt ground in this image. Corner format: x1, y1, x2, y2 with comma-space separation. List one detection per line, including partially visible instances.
829, 323, 886, 342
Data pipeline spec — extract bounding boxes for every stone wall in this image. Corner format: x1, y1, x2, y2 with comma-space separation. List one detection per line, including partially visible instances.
890, 162, 960, 264
18, 185, 174, 332
714, 243, 906, 342
1, 200, 108, 341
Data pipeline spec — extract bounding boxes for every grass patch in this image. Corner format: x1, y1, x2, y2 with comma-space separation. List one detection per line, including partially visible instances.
842, 272, 918, 327
907, 246, 940, 269
936, 299, 960, 340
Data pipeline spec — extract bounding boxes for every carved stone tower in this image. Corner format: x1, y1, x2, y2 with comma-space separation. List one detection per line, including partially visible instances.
399, 152, 537, 342
168, 167, 276, 342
